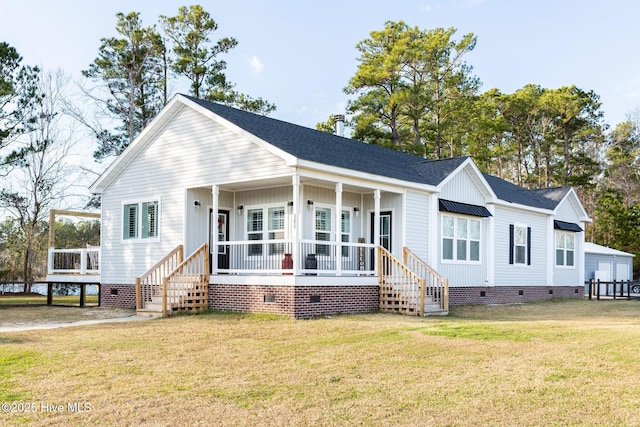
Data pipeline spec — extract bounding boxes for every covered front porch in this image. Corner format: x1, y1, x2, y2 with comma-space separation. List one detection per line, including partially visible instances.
186, 170, 403, 278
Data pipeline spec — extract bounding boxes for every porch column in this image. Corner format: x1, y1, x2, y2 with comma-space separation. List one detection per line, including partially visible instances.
374, 189, 381, 272
211, 185, 219, 274
292, 175, 300, 275
335, 182, 343, 276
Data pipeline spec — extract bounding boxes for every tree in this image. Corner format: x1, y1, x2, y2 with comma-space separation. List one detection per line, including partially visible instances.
0, 42, 42, 171
0, 71, 78, 289
345, 21, 479, 157
82, 12, 166, 160
160, 5, 275, 115
160, 4, 236, 99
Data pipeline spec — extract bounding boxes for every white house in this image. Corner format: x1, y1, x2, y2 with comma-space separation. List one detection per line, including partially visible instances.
78, 94, 590, 318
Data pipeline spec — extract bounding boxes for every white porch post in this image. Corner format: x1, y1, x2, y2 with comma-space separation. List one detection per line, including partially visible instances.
292, 175, 300, 275
374, 189, 381, 272
211, 185, 219, 274
335, 182, 343, 276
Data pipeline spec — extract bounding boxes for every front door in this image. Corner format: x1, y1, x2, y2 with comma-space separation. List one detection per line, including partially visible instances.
210, 209, 230, 271
370, 211, 392, 269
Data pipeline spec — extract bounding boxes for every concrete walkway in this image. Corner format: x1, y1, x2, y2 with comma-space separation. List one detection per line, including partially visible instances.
0, 314, 154, 333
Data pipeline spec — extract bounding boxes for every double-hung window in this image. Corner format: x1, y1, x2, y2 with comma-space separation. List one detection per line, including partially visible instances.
246, 206, 286, 256
509, 224, 531, 265
123, 200, 159, 241
442, 214, 481, 262
555, 231, 575, 267
315, 207, 331, 256
341, 210, 351, 257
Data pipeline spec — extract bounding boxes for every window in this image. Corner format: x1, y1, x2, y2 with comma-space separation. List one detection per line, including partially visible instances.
555, 231, 575, 267
247, 208, 263, 256
341, 210, 351, 257
268, 207, 285, 255
509, 224, 531, 265
123, 204, 138, 240
442, 214, 481, 262
315, 207, 331, 256
246, 206, 287, 256
123, 200, 159, 241
142, 201, 158, 238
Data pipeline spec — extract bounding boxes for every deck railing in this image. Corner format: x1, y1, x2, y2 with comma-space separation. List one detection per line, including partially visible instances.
216, 239, 376, 275
47, 247, 100, 275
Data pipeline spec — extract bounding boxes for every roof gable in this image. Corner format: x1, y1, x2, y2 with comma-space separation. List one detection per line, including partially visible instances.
182, 95, 466, 186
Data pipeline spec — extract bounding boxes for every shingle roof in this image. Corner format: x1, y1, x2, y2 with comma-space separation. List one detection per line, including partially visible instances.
483, 174, 568, 210
184, 95, 467, 186
184, 95, 572, 210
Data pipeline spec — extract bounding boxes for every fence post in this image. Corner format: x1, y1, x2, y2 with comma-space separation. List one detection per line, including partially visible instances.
596, 279, 601, 300
613, 280, 617, 300
588, 279, 593, 300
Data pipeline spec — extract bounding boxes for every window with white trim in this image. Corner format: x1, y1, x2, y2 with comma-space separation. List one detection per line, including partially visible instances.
555, 231, 575, 267
246, 205, 287, 256
341, 210, 351, 257
442, 214, 481, 262
315, 207, 331, 256
123, 200, 159, 240
509, 224, 531, 265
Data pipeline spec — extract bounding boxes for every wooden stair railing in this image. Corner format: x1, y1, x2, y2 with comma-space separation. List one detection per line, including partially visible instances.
162, 243, 209, 316
377, 246, 449, 316
378, 246, 426, 315
136, 245, 184, 312
403, 247, 448, 314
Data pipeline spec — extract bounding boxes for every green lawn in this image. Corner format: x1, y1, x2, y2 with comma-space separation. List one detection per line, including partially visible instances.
1, 299, 640, 426
0, 294, 99, 306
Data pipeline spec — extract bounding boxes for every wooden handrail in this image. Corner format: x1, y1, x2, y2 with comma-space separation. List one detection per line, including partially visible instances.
135, 245, 183, 310
403, 247, 449, 313
378, 246, 426, 315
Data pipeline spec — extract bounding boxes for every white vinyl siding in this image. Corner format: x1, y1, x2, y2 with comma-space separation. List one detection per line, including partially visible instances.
493, 206, 547, 286
100, 106, 292, 283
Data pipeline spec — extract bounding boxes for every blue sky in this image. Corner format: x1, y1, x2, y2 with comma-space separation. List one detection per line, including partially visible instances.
3, 0, 640, 131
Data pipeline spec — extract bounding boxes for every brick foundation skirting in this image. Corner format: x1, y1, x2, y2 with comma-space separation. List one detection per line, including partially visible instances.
209, 284, 379, 319
449, 285, 584, 305
99, 282, 584, 315
100, 284, 137, 309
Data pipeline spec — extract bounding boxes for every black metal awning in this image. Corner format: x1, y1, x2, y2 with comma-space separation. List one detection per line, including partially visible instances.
438, 199, 492, 217
554, 220, 583, 232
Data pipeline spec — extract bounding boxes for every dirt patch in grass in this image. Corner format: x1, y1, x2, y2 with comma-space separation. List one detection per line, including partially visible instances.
0, 306, 137, 328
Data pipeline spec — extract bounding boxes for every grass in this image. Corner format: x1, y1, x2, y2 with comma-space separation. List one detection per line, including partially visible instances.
0, 295, 99, 306
1, 299, 640, 426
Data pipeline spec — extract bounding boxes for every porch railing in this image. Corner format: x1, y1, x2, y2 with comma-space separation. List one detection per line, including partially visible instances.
216, 239, 376, 275
47, 247, 100, 275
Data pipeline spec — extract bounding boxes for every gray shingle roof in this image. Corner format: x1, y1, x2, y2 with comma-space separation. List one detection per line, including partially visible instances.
184, 95, 466, 186
185, 95, 570, 210
483, 174, 569, 210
